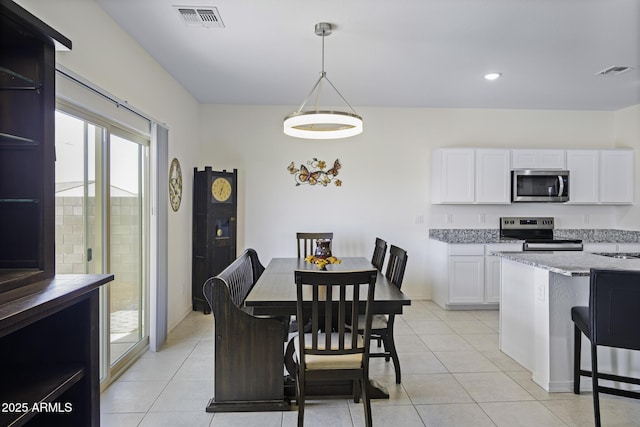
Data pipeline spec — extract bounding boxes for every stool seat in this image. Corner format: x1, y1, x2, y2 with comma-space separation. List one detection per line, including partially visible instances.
570, 306, 589, 336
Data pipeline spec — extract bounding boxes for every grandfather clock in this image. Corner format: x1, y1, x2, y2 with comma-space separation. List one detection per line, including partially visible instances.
192, 167, 237, 313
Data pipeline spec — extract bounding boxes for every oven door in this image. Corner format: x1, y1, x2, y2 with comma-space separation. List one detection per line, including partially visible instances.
512, 170, 569, 202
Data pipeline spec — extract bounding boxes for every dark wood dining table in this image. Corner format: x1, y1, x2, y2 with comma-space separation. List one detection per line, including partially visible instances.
244, 257, 412, 402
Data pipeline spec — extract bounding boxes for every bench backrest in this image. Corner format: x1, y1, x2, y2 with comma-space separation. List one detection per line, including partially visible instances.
210, 248, 264, 307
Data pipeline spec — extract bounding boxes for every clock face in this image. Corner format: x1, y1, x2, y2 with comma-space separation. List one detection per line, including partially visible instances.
169, 158, 182, 212
211, 177, 232, 202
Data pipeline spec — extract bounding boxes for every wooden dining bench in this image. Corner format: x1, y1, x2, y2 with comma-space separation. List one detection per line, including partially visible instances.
202, 248, 290, 412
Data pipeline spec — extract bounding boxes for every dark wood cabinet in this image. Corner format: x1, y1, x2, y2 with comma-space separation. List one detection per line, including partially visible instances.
0, 3, 112, 426
192, 167, 238, 313
0, 0, 71, 293
0, 274, 113, 427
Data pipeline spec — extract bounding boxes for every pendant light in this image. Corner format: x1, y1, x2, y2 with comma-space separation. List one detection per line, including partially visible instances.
283, 22, 363, 139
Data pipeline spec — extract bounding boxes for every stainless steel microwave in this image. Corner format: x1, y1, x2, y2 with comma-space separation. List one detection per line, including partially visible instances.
511, 170, 569, 202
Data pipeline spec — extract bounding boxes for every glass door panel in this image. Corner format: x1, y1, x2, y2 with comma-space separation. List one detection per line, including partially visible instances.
55, 111, 107, 380
109, 135, 145, 364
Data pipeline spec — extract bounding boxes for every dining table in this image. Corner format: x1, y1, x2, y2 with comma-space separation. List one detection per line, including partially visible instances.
243, 256, 412, 402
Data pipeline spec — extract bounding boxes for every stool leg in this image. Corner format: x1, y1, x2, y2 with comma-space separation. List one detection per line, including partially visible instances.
573, 324, 581, 394
590, 343, 601, 427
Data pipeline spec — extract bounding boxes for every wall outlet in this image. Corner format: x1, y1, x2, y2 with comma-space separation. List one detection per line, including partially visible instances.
584, 214, 590, 225
479, 213, 486, 224
446, 213, 453, 224
415, 214, 424, 224
536, 283, 545, 302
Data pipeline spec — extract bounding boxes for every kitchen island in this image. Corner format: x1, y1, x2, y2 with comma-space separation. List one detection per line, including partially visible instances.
495, 251, 640, 392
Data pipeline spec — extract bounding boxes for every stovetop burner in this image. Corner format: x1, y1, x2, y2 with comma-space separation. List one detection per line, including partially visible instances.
499, 217, 583, 251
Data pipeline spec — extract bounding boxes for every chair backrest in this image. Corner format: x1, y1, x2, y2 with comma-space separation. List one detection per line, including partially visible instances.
589, 269, 640, 350
294, 269, 377, 364
209, 248, 265, 306
385, 245, 408, 289
296, 232, 333, 258
371, 238, 387, 271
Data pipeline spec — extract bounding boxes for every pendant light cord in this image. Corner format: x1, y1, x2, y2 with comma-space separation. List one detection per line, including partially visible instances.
294, 26, 358, 115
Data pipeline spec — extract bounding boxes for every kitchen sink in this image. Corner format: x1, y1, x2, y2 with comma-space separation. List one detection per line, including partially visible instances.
593, 252, 640, 260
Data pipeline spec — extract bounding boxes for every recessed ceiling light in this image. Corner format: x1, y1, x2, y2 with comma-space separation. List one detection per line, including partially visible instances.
484, 73, 502, 81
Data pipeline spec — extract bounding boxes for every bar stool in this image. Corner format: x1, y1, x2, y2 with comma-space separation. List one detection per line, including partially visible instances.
571, 268, 640, 427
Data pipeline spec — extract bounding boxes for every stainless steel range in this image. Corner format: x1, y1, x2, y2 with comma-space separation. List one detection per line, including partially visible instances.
499, 216, 583, 251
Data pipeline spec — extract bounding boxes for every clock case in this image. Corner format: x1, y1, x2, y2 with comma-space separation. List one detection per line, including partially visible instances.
192, 167, 238, 313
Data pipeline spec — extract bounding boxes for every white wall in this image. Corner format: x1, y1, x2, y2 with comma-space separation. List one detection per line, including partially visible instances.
199, 105, 637, 300
17, 0, 201, 331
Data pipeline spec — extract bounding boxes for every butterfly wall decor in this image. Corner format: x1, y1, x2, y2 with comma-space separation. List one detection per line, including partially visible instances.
287, 158, 342, 187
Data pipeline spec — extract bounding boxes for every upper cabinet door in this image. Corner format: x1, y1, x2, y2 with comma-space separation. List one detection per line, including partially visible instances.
475, 149, 510, 204
432, 149, 475, 203
599, 149, 634, 204
566, 150, 599, 203
511, 149, 566, 169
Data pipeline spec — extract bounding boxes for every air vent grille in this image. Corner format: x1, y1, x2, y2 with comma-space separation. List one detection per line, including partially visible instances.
596, 66, 634, 76
174, 6, 224, 28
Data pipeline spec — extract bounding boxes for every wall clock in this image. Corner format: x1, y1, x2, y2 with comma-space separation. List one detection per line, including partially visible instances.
169, 158, 182, 212
211, 176, 233, 203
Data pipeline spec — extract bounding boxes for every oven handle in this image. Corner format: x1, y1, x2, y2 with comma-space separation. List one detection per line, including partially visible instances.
558, 176, 564, 197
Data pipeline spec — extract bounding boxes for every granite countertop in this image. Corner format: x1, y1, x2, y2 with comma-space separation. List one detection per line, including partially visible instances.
429, 228, 640, 244
428, 229, 519, 244
493, 251, 640, 277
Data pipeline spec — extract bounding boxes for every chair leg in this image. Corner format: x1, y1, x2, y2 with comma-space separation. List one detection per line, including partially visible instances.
573, 324, 582, 394
361, 378, 372, 427
383, 331, 401, 384
590, 343, 601, 427
297, 370, 305, 427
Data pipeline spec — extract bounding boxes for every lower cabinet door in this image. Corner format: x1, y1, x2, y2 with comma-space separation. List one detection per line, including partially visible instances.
449, 256, 485, 303
485, 256, 502, 303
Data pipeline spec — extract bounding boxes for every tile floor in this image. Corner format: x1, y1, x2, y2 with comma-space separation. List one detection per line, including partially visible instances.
100, 300, 640, 426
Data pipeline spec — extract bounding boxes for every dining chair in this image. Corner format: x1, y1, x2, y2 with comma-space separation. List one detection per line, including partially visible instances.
296, 232, 333, 258
371, 237, 387, 271
291, 269, 377, 427
571, 268, 640, 427
370, 244, 408, 384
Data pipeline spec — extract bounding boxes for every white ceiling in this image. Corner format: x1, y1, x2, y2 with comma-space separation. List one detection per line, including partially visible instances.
95, 0, 640, 111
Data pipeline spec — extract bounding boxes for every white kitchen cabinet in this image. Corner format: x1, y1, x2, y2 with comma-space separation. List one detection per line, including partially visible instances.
511, 149, 565, 170
429, 240, 522, 309
566, 150, 599, 203
475, 149, 511, 203
617, 243, 640, 252
566, 149, 634, 205
431, 149, 475, 203
583, 243, 640, 253
485, 243, 523, 303
449, 254, 485, 303
432, 148, 510, 204
583, 243, 618, 253
599, 149, 634, 204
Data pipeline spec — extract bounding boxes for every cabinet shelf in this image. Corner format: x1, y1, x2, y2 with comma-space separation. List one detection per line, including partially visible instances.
0, 364, 84, 427
0, 133, 39, 146
0, 66, 39, 91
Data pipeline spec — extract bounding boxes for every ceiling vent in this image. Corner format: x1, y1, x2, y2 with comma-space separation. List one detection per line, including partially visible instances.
174, 6, 224, 28
595, 66, 634, 76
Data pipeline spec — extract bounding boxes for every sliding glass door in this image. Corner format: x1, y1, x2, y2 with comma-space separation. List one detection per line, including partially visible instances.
108, 135, 147, 364
55, 108, 149, 385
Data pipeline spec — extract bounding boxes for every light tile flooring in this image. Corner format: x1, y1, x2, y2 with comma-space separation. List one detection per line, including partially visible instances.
100, 300, 640, 426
